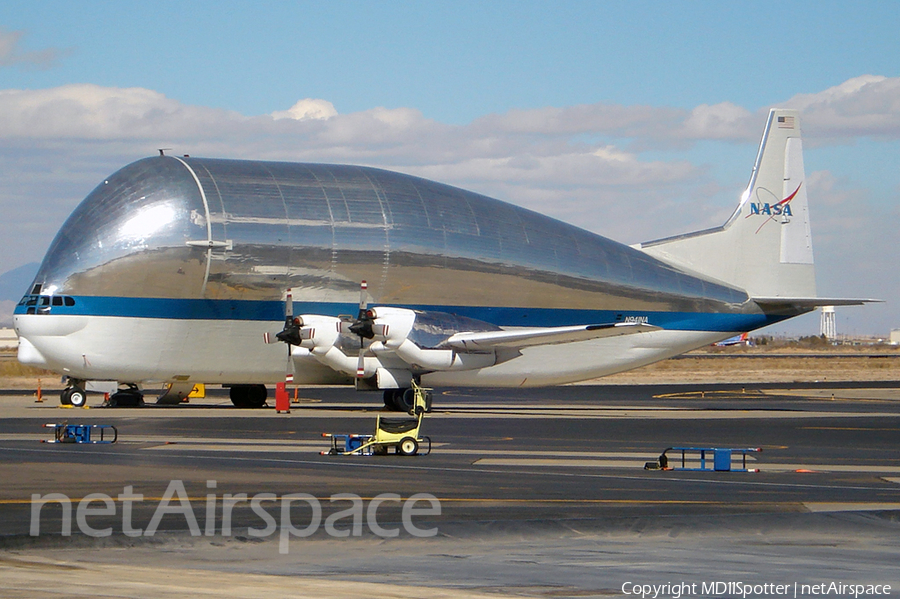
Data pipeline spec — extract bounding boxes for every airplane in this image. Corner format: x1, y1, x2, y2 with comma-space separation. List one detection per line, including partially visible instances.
713, 332, 751, 347
13, 109, 874, 409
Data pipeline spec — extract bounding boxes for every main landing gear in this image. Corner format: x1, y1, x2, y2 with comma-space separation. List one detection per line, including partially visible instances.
383, 387, 433, 414
60, 380, 146, 408
229, 384, 268, 408
107, 384, 144, 407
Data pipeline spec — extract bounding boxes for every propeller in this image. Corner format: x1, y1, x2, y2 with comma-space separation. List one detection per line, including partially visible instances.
348, 281, 372, 383
267, 288, 298, 382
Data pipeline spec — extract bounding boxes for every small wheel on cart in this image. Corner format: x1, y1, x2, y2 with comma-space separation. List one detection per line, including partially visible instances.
397, 437, 418, 456
372, 444, 389, 456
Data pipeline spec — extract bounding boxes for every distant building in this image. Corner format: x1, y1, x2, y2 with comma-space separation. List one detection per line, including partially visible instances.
0, 328, 17, 350
891, 329, 900, 346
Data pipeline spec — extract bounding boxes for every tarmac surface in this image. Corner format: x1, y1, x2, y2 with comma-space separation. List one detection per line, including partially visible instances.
1, 381, 899, 597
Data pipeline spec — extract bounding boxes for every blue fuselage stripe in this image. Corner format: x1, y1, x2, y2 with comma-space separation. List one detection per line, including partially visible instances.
14, 296, 790, 332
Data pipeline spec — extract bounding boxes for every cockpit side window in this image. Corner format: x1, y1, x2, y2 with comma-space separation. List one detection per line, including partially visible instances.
19, 294, 76, 312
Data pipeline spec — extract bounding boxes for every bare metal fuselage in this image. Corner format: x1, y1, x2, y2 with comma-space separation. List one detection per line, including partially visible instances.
14, 156, 793, 388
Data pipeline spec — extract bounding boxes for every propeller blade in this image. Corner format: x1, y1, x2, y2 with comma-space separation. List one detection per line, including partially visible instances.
285, 344, 293, 383
284, 289, 295, 382
356, 346, 366, 379
358, 281, 368, 317
285, 288, 293, 323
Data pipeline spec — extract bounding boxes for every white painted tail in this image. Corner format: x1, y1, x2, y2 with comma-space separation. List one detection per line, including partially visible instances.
637, 109, 815, 299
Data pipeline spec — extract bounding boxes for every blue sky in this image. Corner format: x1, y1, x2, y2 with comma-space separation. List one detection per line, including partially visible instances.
5, 1, 900, 120
1, 1, 898, 335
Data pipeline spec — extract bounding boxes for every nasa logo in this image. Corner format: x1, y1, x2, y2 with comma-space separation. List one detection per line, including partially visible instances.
748, 202, 793, 217
746, 183, 801, 233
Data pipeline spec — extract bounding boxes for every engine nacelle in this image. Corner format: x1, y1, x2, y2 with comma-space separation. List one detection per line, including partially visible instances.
294, 315, 367, 376
295, 315, 341, 353
370, 307, 496, 372
286, 307, 500, 382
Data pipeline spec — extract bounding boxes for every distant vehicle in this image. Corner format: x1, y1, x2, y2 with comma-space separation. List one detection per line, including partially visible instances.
714, 333, 751, 347
14, 109, 873, 408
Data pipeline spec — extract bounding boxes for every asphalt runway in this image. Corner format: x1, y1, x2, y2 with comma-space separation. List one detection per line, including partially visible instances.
1, 382, 899, 597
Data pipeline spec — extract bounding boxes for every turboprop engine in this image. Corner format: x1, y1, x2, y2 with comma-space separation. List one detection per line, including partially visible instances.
266, 282, 661, 410
290, 308, 499, 382
265, 283, 504, 398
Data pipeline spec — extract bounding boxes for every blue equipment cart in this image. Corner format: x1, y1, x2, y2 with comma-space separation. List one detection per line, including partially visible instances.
43, 423, 118, 444
645, 446, 761, 472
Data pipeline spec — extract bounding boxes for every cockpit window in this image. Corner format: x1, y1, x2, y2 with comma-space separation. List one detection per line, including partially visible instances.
19, 294, 76, 311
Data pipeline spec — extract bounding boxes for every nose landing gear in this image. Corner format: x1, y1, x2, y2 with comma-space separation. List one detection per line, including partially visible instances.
60, 380, 87, 408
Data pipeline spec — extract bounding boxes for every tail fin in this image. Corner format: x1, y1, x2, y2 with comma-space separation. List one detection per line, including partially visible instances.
637, 109, 815, 299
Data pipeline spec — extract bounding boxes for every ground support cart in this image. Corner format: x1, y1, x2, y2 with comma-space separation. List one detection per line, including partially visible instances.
645, 446, 761, 472
42, 423, 118, 444
322, 382, 432, 456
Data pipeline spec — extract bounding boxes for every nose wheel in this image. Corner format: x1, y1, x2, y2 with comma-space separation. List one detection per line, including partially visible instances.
60, 382, 87, 407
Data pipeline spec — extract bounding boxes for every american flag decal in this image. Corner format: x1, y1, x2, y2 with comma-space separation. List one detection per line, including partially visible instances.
778, 115, 795, 129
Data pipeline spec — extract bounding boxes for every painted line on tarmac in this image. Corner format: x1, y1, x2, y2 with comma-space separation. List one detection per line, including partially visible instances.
800, 426, 900, 431
0, 446, 893, 494
803, 502, 900, 512
474, 458, 900, 474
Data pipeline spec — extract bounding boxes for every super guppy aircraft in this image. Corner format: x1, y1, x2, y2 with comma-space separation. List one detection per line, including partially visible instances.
14, 109, 870, 408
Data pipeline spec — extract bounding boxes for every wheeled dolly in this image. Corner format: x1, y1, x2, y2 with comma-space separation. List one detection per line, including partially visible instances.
322, 381, 432, 456
644, 446, 761, 472
42, 423, 118, 444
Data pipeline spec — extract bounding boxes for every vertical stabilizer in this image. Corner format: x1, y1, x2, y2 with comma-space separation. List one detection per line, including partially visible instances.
637, 109, 816, 299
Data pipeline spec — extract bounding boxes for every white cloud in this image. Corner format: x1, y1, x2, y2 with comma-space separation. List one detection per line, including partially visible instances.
271, 98, 337, 121
0, 84, 247, 139
678, 102, 756, 141
783, 75, 900, 139
0, 28, 69, 70
471, 103, 682, 138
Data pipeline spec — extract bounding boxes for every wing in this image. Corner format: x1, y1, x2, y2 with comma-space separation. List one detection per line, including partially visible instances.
443, 322, 661, 352
753, 297, 881, 309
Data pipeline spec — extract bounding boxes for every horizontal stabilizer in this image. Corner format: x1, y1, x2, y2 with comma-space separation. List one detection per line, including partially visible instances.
753, 297, 881, 309
444, 322, 660, 352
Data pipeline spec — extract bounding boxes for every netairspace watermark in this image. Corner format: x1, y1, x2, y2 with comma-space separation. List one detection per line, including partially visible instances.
30, 480, 441, 554
621, 581, 892, 599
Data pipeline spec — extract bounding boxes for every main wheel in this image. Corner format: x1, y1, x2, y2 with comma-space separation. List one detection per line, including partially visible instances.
398, 437, 418, 456
59, 388, 72, 406
397, 388, 416, 414
383, 389, 400, 410
68, 386, 87, 408
230, 384, 268, 408
108, 389, 144, 408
